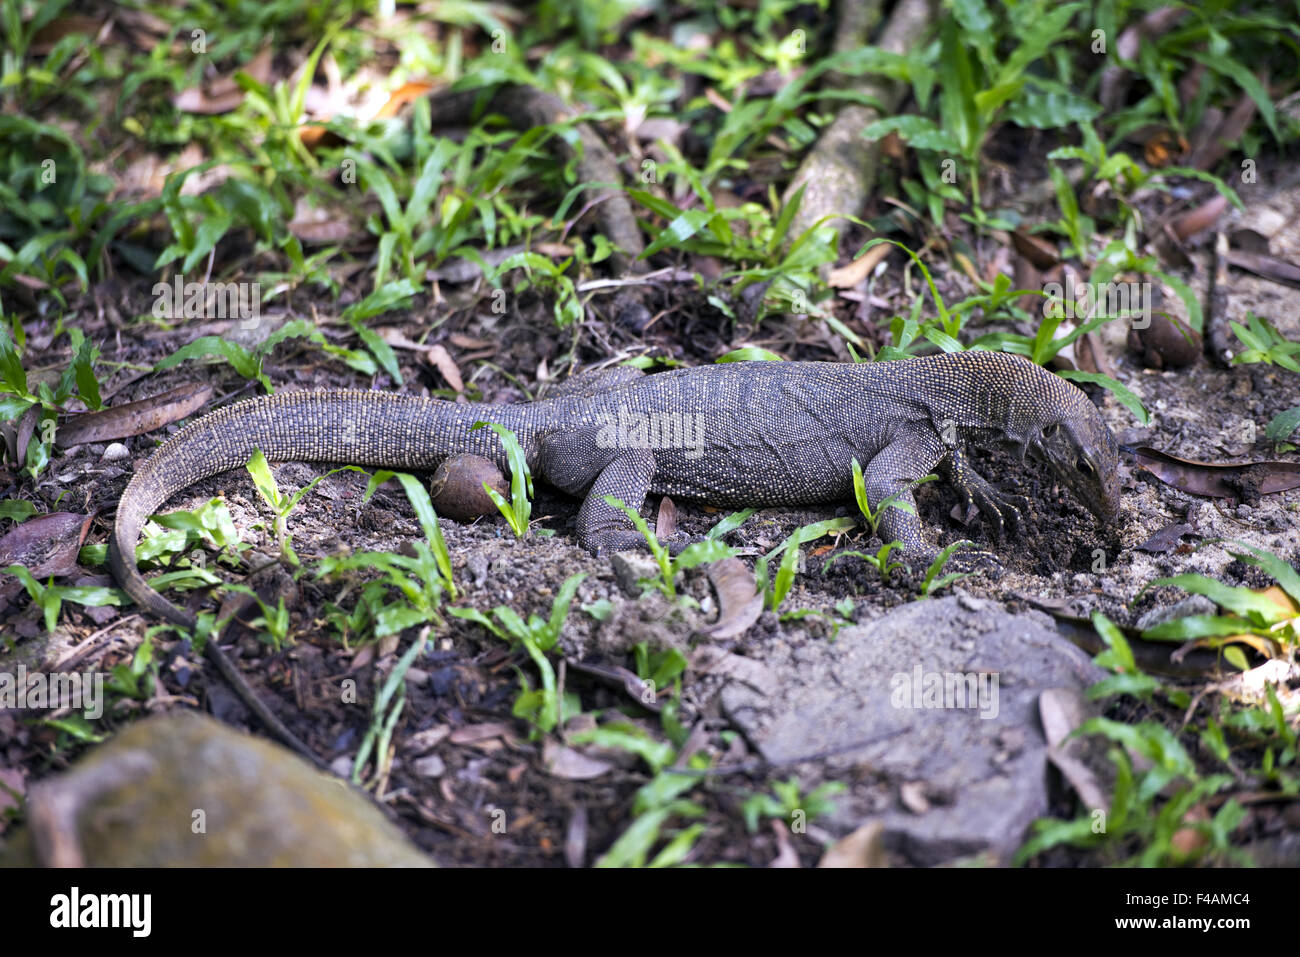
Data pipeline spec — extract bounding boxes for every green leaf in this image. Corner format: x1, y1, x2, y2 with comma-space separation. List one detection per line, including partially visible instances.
640, 208, 715, 259
1091, 611, 1137, 673
1264, 406, 1300, 443
69, 335, 101, 410
768, 182, 806, 257
1056, 370, 1149, 424
154, 336, 266, 391
543, 572, 586, 650
245, 449, 282, 511
1004, 88, 1100, 129
0, 325, 30, 396
715, 347, 784, 362
1224, 540, 1300, 609
0, 500, 37, 522
1142, 614, 1256, 642
706, 508, 755, 540
861, 115, 961, 153
341, 279, 420, 324
673, 539, 735, 572
1187, 51, 1279, 142
1148, 574, 1288, 627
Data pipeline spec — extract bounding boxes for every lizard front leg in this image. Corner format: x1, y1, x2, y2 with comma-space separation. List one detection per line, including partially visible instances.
939, 447, 1032, 540
862, 432, 947, 555
864, 432, 998, 571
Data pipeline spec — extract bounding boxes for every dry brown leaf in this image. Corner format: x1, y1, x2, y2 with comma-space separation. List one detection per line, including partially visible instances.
817, 821, 887, 868
701, 557, 763, 639
173, 47, 272, 114
654, 495, 677, 541
542, 741, 614, 781
448, 722, 516, 745
689, 646, 777, 695
425, 344, 464, 392
828, 242, 891, 288
1011, 229, 1060, 270
1123, 446, 1300, 501
1170, 194, 1229, 241
287, 199, 355, 243
57, 383, 212, 447
769, 820, 802, 868
0, 512, 93, 579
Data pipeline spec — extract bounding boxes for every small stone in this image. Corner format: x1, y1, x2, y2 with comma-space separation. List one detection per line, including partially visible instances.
467, 553, 490, 586
413, 755, 446, 778
611, 551, 660, 596
102, 443, 130, 461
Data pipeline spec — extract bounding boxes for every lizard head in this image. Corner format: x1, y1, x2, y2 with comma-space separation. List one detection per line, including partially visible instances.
1034, 404, 1121, 525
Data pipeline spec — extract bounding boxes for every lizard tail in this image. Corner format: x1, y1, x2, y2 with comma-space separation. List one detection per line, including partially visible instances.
107, 388, 525, 765
108, 388, 497, 626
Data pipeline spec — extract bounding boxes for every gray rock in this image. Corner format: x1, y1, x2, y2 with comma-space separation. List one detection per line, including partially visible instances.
610, 551, 661, 596
412, 754, 447, 778
720, 596, 1103, 865
3, 713, 433, 867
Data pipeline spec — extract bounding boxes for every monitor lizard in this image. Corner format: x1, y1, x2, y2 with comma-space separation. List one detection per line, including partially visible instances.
107, 351, 1121, 760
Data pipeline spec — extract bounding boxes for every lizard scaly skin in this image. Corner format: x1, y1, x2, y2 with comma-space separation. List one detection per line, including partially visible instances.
111, 351, 1121, 628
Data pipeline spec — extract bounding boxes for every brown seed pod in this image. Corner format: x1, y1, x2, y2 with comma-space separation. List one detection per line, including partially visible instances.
429, 454, 509, 522
1127, 312, 1202, 369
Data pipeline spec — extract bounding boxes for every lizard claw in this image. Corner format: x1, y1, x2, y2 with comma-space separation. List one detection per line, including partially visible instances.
967, 486, 1032, 540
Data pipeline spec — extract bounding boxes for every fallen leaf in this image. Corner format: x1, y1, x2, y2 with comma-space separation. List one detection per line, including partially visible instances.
425, 344, 464, 392
1134, 523, 1195, 553
817, 821, 886, 868
449, 722, 516, 745
1040, 688, 1110, 812
899, 781, 929, 814
1223, 249, 1300, 289
689, 646, 777, 695
828, 242, 891, 289
542, 740, 614, 780
0, 512, 93, 579
287, 199, 355, 243
374, 81, 435, 119
701, 557, 763, 639
1011, 229, 1060, 270
1170, 194, 1229, 240
173, 47, 272, 114
769, 820, 802, 868
57, 383, 212, 447
1122, 446, 1300, 502
654, 496, 677, 541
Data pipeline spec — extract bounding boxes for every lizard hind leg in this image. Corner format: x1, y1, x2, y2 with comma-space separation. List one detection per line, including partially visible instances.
535, 428, 658, 555
575, 449, 659, 555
